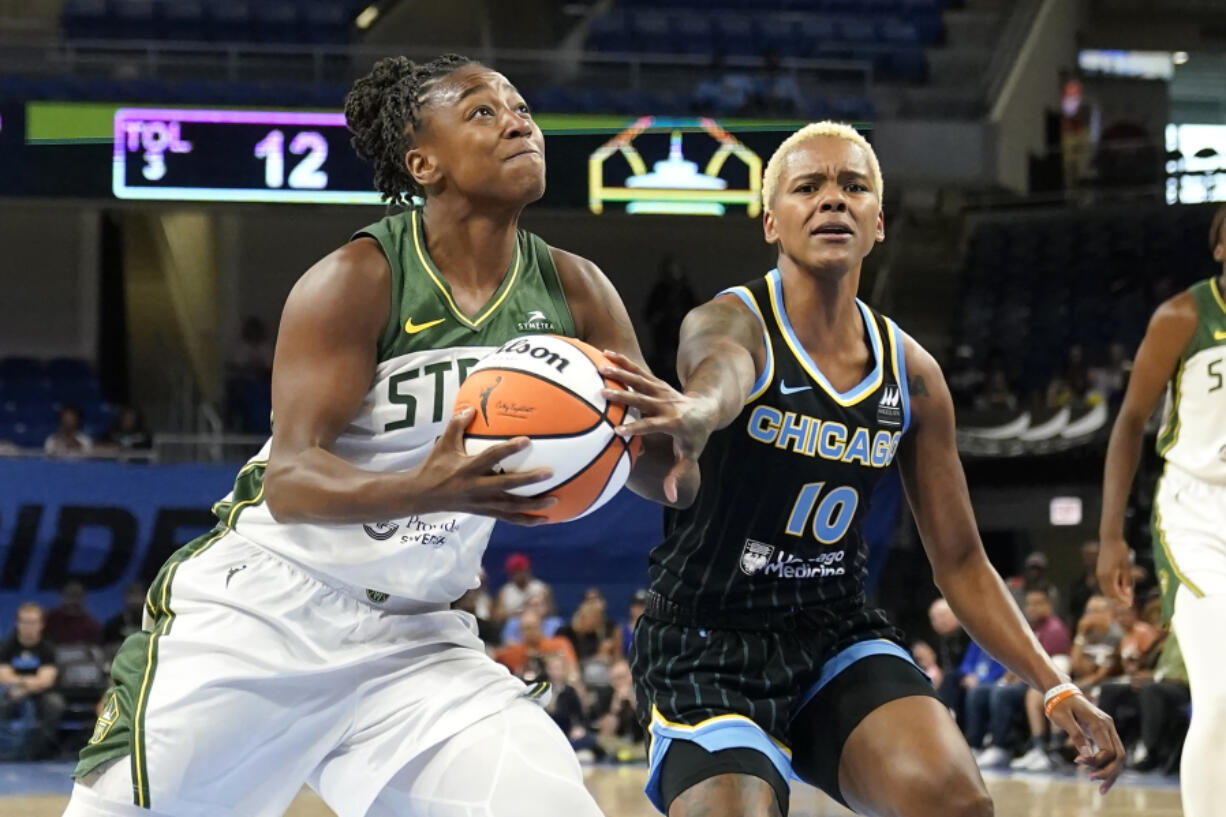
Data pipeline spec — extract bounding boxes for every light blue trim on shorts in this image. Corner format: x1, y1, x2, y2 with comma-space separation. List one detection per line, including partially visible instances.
797, 638, 920, 713
644, 709, 793, 814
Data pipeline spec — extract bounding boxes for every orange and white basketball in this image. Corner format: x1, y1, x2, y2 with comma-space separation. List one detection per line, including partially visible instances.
454, 334, 642, 523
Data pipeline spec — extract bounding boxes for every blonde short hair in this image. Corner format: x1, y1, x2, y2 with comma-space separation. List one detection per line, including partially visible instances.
762, 121, 883, 211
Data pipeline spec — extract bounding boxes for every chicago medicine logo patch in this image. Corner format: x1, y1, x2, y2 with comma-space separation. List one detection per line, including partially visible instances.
740, 539, 775, 576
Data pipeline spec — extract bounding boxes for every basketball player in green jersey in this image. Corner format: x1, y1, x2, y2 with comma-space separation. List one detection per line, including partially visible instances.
66, 54, 704, 817
599, 123, 1123, 817
1099, 205, 1226, 817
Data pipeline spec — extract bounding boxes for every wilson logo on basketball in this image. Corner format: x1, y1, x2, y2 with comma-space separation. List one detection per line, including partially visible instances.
495, 338, 572, 374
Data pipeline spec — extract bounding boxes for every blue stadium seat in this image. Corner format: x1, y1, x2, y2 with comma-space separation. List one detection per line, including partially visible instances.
253, 1, 300, 43
588, 13, 631, 52
713, 15, 758, 57
158, 0, 206, 41
879, 19, 920, 45
45, 358, 93, 381
672, 13, 713, 57
111, 0, 156, 40
757, 18, 799, 57
0, 358, 46, 381
836, 19, 878, 44
302, 1, 349, 45
208, 0, 254, 42
632, 12, 676, 55
62, 0, 112, 39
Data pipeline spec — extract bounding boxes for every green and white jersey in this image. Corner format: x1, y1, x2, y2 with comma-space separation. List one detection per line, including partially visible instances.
1156, 277, 1226, 485
218, 208, 576, 602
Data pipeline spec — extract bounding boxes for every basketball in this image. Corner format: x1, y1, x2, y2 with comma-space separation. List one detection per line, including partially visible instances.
454, 334, 642, 524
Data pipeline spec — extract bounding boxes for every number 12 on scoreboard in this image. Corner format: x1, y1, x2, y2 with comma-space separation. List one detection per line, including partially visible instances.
253, 130, 328, 190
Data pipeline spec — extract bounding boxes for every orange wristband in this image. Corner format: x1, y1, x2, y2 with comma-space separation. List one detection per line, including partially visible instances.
1043, 683, 1082, 718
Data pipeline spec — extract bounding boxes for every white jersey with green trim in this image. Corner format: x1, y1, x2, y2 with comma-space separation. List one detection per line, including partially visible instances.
213, 209, 577, 602
1156, 277, 1226, 485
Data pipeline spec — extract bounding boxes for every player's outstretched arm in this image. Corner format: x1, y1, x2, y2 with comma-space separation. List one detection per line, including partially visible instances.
897, 338, 1124, 793
1097, 294, 1198, 605
551, 248, 726, 507
263, 238, 556, 526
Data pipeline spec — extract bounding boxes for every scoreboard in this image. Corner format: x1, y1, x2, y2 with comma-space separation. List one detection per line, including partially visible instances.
113, 108, 383, 204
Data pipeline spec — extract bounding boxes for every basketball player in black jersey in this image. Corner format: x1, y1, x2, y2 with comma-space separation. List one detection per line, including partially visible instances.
601, 123, 1124, 817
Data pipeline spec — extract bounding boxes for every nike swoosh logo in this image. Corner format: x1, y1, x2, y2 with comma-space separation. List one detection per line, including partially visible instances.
780, 382, 812, 395
405, 317, 445, 335
1215, 330, 1226, 341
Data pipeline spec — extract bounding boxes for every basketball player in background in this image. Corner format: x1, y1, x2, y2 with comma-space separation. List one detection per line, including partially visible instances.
1098, 204, 1226, 817
602, 122, 1123, 817
66, 54, 704, 817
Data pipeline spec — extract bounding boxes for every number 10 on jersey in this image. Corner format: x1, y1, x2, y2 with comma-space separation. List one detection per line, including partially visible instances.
785, 482, 859, 543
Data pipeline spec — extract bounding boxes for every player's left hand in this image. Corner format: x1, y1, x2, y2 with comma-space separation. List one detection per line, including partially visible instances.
1046, 693, 1125, 794
599, 350, 718, 504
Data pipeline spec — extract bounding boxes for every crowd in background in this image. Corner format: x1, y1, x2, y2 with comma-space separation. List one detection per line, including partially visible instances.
1, 542, 1188, 776
916, 541, 1187, 776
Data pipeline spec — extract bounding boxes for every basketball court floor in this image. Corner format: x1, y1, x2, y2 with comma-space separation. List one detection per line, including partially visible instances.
1, 761, 1183, 816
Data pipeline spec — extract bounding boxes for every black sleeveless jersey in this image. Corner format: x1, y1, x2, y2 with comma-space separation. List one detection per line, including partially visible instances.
649, 269, 912, 616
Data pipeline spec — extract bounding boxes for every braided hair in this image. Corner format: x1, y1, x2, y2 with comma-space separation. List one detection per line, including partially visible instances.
344, 53, 475, 207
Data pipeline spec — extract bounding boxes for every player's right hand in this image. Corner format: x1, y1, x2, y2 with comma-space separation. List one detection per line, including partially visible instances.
412, 407, 557, 525
1096, 536, 1134, 607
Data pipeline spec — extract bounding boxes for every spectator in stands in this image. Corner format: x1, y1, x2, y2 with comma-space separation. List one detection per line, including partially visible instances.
494, 553, 551, 623
495, 608, 577, 678
540, 652, 597, 760
756, 50, 802, 116
995, 590, 1073, 771
1128, 633, 1189, 772
928, 598, 969, 720
1067, 540, 1102, 622
958, 639, 1007, 753
102, 583, 147, 650
1045, 345, 1101, 408
44, 404, 91, 458
44, 581, 102, 646
1096, 613, 1165, 759
96, 406, 152, 455
911, 641, 942, 687
558, 590, 620, 665
620, 588, 649, 656
643, 255, 698, 388
500, 590, 563, 645
1008, 551, 1060, 613
692, 51, 757, 116
590, 659, 645, 762
0, 603, 64, 759
945, 344, 985, 408
1116, 598, 1160, 678
1071, 595, 1123, 695
230, 316, 274, 379
454, 585, 501, 650
1089, 342, 1130, 406
973, 367, 1019, 413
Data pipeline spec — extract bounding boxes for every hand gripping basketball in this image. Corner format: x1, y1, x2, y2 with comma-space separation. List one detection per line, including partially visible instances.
414, 407, 558, 526
598, 350, 716, 504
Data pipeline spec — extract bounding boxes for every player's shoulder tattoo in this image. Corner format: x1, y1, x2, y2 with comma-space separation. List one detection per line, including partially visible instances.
908, 375, 929, 397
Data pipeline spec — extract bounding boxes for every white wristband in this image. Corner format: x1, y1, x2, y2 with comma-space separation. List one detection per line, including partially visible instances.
1043, 682, 1082, 715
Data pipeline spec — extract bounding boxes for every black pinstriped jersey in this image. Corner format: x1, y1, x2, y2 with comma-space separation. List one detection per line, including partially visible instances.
648, 269, 912, 616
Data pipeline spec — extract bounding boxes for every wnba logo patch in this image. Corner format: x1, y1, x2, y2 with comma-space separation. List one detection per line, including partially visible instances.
740, 539, 775, 576
877, 386, 902, 427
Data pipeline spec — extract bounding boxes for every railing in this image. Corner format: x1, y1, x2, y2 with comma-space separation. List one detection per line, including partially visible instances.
0, 432, 266, 464
982, 0, 1043, 113
0, 33, 875, 97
